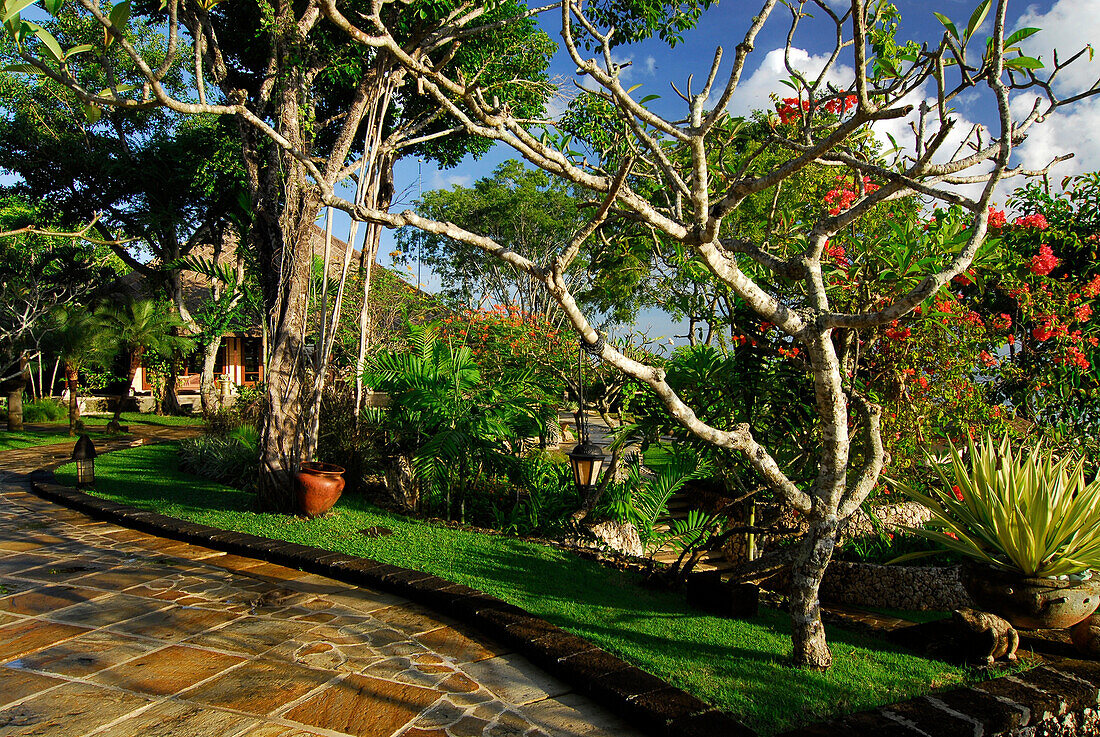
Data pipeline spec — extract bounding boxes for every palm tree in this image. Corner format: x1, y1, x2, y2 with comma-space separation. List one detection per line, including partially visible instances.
42, 306, 113, 434
98, 299, 194, 424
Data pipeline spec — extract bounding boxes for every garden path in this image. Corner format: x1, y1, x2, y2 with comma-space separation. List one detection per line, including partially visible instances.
0, 438, 643, 737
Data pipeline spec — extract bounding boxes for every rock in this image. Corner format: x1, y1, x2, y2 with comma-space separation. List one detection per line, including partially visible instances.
564, 520, 643, 557
953, 608, 1019, 665
1071, 613, 1100, 658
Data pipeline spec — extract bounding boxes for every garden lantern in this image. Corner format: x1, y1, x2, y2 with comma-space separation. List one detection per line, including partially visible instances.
71, 434, 97, 487
568, 440, 606, 493
568, 335, 606, 494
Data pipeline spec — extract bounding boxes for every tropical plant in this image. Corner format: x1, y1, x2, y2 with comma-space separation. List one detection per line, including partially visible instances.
41, 305, 114, 434
893, 434, 1100, 577
366, 325, 548, 521
600, 449, 712, 551
97, 299, 194, 424
178, 425, 260, 491
20, 397, 66, 423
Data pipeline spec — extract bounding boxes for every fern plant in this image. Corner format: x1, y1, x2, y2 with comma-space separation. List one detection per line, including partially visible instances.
365, 325, 547, 521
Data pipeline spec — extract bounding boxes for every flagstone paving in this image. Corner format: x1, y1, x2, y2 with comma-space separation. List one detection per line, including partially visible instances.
0, 440, 645, 737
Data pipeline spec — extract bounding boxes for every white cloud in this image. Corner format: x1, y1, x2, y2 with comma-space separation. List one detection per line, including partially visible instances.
431, 172, 472, 190
1013, 95, 1100, 181
1010, 0, 1100, 182
1017, 0, 1100, 95
727, 47, 854, 117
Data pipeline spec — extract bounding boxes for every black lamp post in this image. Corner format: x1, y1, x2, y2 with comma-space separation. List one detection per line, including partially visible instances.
71, 434, 97, 487
568, 336, 606, 494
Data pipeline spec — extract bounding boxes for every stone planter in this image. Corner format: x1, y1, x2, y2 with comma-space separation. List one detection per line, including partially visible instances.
963, 563, 1100, 630
296, 462, 345, 518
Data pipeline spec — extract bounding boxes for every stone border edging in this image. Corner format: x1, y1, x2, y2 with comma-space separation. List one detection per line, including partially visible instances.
25, 474, 754, 737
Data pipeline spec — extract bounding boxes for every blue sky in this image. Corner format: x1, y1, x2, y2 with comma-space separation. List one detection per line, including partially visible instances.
357, 0, 1098, 344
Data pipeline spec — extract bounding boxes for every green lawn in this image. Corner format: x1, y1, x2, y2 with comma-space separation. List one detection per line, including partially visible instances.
76, 412, 206, 427
58, 443, 969, 734
0, 427, 126, 451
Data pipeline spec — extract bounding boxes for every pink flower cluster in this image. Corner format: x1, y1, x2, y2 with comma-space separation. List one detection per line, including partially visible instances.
1014, 213, 1049, 230
1029, 244, 1060, 276
823, 241, 849, 267
1059, 346, 1091, 371
775, 95, 857, 124
824, 177, 879, 216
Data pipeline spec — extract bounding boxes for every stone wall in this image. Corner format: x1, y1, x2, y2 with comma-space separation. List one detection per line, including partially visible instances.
818, 561, 973, 611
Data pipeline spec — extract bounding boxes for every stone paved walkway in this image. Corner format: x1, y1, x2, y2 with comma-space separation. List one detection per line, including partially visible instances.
0, 439, 644, 737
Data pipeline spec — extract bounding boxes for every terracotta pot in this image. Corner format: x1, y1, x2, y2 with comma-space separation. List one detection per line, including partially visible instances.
963, 563, 1100, 630
295, 462, 345, 518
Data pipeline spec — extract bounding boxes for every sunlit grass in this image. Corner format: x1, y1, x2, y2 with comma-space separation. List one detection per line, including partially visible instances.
58, 443, 970, 734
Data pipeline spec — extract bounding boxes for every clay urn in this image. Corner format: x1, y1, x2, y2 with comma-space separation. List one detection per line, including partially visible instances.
296, 462, 345, 517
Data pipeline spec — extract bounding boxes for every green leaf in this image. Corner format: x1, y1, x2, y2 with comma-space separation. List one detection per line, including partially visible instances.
626, 83, 643, 94
25, 21, 63, 63
965, 0, 990, 42
2, 0, 38, 24
97, 83, 137, 96
63, 43, 93, 59
2, 62, 42, 74
639, 94, 660, 104
83, 104, 102, 123
108, 0, 130, 31
1006, 56, 1044, 70
41, 0, 60, 14
933, 12, 959, 41
1004, 27, 1040, 47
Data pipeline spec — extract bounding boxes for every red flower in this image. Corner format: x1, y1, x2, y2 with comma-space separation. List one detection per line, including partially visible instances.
1014, 213, 1049, 230
1084, 275, 1100, 299
987, 207, 1008, 229
1075, 304, 1093, 323
952, 485, 964, 501
1029, 244, 1060, 276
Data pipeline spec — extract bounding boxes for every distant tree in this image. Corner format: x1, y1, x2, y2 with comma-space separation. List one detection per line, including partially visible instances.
396, 161, 589, 323
41, 306, 114, 434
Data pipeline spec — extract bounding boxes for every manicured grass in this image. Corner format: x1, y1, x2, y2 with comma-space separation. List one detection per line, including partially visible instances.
58, 443, 969, 734
0, 427, 127, 451
77, 412, 206, 427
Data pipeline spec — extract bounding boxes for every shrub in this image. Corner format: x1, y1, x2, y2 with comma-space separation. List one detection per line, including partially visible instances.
178, 426, 259, 491
316, 386, 389, 495
21, 398, 67, 423
205, 381, 265, 434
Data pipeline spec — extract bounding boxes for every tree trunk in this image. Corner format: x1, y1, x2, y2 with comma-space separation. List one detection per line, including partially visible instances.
199, 336, 223, 415
162, 354, 186, 415
113, 347, 143, 423
66, 365, 80, 435
788, 512, 839, 669
253, 177, 321, 512
5, 352, 29, 431
788, 329, 852, 669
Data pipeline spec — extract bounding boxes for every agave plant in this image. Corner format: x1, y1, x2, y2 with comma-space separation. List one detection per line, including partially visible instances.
893, 433, 1100, 577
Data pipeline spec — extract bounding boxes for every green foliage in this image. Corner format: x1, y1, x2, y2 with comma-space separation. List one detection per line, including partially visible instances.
893, 434, 1100, 577
20, 397, 66, 422
622, 343, 816, 495
396, 161, 588, 319
365, 325, 548, 520
490, 449, 577, 535
600, 448, 710, 553
178, 425, 259, 491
